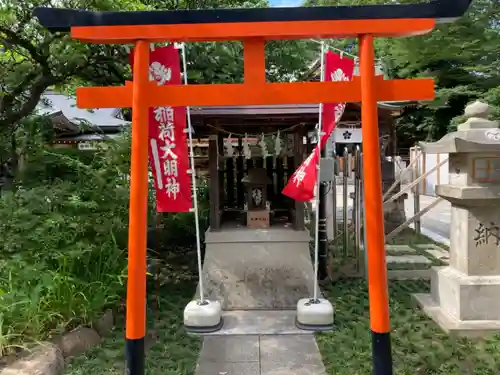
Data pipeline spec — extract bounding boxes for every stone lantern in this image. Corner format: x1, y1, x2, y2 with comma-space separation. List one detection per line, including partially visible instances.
414, 101, 500, 336
241, 168, 272, 228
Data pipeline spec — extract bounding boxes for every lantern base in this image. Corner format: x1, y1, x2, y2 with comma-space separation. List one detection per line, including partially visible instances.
296, 298, 334, 331
184, 300, 223, 334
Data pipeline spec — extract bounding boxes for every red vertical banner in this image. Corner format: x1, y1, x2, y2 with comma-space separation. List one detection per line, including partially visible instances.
282, 51, 355, 202
130, 45, 192, 212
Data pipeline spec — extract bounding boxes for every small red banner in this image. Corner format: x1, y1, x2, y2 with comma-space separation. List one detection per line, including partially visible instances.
282, 51, 355, 202
130, 45, 192, 212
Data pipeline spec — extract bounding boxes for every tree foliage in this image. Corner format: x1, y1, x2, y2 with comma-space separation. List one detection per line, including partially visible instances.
0, 0, 148, 131
305, 0, 500, 148
0, 127, 210, 353
379, 0, 500, 147
0, 0, 314, 130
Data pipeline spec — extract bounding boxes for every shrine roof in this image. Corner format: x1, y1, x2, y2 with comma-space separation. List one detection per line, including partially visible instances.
189, 103, 403, 116
34, 1, 471, 33
36, 91, 129, 133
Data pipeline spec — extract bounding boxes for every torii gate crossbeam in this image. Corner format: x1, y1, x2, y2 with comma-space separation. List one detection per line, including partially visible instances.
34, 2, 472, 375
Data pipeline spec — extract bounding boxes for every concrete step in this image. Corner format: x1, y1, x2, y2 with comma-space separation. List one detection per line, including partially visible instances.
386, 255, 432, 265
201, 310, 310, 336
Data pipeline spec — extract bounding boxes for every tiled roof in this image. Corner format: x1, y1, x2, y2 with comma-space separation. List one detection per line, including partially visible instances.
36, 91, 129, 130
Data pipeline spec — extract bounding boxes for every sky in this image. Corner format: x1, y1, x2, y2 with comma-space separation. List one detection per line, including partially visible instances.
269, 0, 304, 7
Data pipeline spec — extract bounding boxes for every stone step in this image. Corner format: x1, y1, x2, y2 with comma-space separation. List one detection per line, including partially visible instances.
414, 244, 450, 263
385, 244, 416, 254
201, 310, 310, 336
388, 269, 432, 280
386, 255, 432, 265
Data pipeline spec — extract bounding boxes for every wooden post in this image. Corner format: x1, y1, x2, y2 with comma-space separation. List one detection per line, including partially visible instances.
208, 135, 220, 231
125, 40, 149, 375
217, 132, 225, 225
236, 137, 244, 208
422, 151, 427, 195
359, 34, 393, 375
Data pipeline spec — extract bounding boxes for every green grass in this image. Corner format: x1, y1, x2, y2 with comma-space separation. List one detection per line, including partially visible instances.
317, 279, 500, 375
388, 228, 449, 251
64, 256, 202, 375
327, 228, 447, 275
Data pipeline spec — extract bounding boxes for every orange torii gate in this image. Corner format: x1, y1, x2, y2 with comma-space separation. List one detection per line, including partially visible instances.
35, 2, 472, 375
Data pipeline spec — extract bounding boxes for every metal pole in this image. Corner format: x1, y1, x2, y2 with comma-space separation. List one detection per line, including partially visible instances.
181, 43, 205, 302
332, 147, 339, 238
312, 41, 326, 299
126, 40, 149, 375
342, 146, 349, 257
359, 34, 393, 375
318, 162, 328, 280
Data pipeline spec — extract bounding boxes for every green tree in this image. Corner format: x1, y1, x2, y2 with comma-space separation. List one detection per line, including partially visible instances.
0, 0, 315, 158
0, 0, 150, 185
305, 0, 500, 148
1, 0, 315, 131
379, 0, 499, 147
140, 0, 316, 83
0, 0, 148, 131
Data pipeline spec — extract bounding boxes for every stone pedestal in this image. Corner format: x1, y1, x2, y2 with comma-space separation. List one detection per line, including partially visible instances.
414, 101, 500, 337
416, 200, 500, 336
199, 227, 318, 310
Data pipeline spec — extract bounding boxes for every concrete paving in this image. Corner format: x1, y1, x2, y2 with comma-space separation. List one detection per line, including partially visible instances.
195, 335, 326, 375
195, 227, 327, 374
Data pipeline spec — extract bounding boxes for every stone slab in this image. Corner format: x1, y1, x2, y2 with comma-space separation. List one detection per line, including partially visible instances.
195, 335, 327, 375
414, 244, 448, 252
388, 269, 432, 280
385, 245, 416, 254
199, 336, 260, 362
202, 310, 311, 336
414, 244, 450, 263
205, 228, 310, 244
386, 255, 432, 264
425, 250, 450, 263
413, 293, 500, 338
200, 239, 319, 310
195, 361, 260, 375
260, 363, 326, 375
259, 335, 326, 375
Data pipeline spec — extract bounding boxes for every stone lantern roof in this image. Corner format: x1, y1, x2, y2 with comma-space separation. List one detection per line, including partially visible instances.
419, 101, 500, 154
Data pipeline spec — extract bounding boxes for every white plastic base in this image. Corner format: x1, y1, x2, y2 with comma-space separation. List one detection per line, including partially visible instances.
296, 298, 334, 331
183, 300, 223, 334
